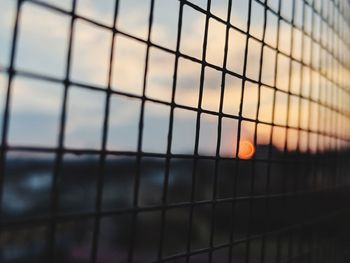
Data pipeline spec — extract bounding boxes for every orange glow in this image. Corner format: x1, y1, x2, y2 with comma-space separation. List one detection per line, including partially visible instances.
238, 140, 255, 160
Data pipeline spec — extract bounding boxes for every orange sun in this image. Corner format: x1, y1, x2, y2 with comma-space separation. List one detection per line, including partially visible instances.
238, 140, 255, 160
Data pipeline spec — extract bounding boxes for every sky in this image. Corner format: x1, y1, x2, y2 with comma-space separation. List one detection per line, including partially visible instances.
0, 0, 349, 157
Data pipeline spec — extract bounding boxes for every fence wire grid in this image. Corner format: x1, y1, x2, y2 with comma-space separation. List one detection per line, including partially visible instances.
0, 0, 350, 262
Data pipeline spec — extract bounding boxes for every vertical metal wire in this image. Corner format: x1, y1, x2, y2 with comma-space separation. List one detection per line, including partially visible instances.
127, 0, 156, 261
0, 0, 22, 218
245, 1, 268, 262
260, 0, 283, 261
90, 1, 120, 262
207, 0, 233, 262
49, 0, 77, 260
156, 1, 184, 260
228, 0, 253, 262
185, 1, 212, 261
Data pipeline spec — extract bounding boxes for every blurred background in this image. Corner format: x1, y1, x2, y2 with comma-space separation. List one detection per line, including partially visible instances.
0, 0, 350, 262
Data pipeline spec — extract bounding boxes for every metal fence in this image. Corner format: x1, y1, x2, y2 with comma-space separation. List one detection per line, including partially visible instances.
0, 0, 350, 262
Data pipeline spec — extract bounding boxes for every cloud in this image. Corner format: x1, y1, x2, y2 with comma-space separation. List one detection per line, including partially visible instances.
1, 0, 348, 153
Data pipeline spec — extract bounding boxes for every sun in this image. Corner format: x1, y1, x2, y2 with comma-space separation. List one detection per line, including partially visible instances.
238, 140, 255, 160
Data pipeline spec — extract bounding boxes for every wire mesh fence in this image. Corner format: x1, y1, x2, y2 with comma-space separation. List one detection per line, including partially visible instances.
0, 0, 350, 262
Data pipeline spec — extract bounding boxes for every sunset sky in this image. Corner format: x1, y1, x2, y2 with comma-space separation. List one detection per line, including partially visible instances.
0, 0, 349, 157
